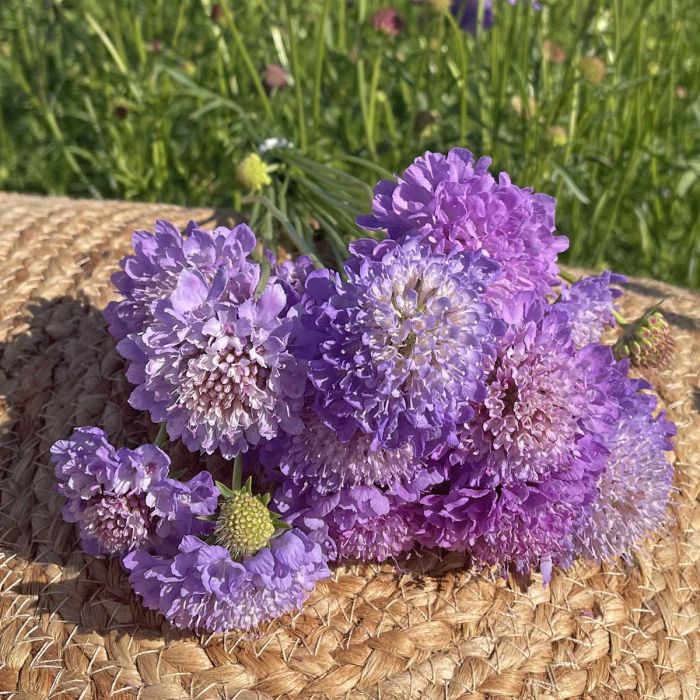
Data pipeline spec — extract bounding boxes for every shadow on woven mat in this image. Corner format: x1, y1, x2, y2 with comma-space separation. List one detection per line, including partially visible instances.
0, 296, 234, 636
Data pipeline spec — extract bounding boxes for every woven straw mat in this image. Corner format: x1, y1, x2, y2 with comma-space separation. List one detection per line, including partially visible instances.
0, 192, 698, 700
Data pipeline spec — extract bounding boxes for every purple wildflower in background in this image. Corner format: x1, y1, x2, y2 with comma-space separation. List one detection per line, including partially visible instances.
451, 0, 539, 34
372, 7, 405, 37
124, 529, 328, 632
259, 409, 420, 494
451, 0, 494, 33
51, 427, 218, 557
262, 63, 289, 91
300, 237, 502, 455
575, 393, 675, 563
558, 271, 626, 349
357, 149, 567, 319
104, 221, 259, 342
112, 221, 307, 458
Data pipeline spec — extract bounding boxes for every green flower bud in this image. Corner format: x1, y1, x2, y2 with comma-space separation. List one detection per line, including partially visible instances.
215, 490, 276, 558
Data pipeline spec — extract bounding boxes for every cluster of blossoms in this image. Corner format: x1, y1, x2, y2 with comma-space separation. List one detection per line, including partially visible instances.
53, 147, 676, 633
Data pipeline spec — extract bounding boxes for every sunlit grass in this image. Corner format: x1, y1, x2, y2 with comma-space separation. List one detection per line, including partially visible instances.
0, 0, 698, 284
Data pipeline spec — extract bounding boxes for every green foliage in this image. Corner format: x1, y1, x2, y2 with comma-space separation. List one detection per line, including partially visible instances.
0, 0, 698, 284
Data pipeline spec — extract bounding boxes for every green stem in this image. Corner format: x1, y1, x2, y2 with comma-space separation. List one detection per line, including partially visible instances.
241, 194, 323, 267
559, 269, 579, 284
155, 423, 168, 448
312, 0, 331, 126
225, 8, 274, 121
254, 254, 271, 296
612, 309, 629, 326
232, 454, 243, 491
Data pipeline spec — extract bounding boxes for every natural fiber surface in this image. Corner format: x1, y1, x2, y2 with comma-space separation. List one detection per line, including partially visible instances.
0, 191, 698, 700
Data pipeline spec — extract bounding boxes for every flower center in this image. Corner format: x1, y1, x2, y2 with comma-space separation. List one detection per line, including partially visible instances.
215, 491, 276, 558
83, 493, 152, 554
179, 345, 271, 430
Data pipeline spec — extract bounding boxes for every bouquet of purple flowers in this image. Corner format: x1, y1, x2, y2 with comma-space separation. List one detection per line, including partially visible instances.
51, 148, 676, 634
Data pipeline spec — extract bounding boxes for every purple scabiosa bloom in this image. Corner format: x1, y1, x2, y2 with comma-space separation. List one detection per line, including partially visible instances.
414, 302, 632, 579
259, 409, 419, 494
455, 302, 596, 487
112, 222, 308, 458
104, 221, 258, 342
124, 529, 328, 632
558, 271, 626, 349
575, 396, 675, 563
300, 237, 502, 455
272, 255, 316, 305
123, 284, 306, 458
51, 427, 218, 557
272, 468, 440, 563
357, 149, 567, 319
276, 484, 416, 563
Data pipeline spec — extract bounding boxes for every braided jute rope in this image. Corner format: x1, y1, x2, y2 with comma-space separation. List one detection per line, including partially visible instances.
0, 192, 698, 700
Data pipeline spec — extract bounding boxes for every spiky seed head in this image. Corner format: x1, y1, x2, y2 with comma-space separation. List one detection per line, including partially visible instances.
215, 490, 276, 558
614, 310, 675, 370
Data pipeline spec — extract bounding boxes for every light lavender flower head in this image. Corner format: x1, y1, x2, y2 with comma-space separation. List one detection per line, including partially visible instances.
575, 394, 675, 563
357, 149, 567, 320
114, 221, 307, 458
300, 237, 503, 455
558, 271, 626, 349
414, 303, 638, 579
51, 427, 218, 557
105, 221, 259, 342
124, 529, 328, 633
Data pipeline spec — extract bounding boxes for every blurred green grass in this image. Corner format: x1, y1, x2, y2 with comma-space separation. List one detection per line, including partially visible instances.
1, 0, 699, 285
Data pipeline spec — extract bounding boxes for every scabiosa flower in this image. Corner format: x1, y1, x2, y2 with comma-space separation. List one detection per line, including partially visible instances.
300, 237, 502, 455
124, 531, 328, 632
418, 474, 595, 581
123, 282, 306, 458
276, 483, 417, 562
104, 221, 258, 342
455, 302, 595, 487
575, 395, 675, 563
557, 271, 626, 349
272, 255, 316, 305
51, 427, 218, 557
357, 148, 568, 319
259, 409, 420, 494
415, 302, 629, 578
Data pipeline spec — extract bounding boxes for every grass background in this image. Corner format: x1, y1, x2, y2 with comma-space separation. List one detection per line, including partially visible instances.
1, 0, 698, 285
